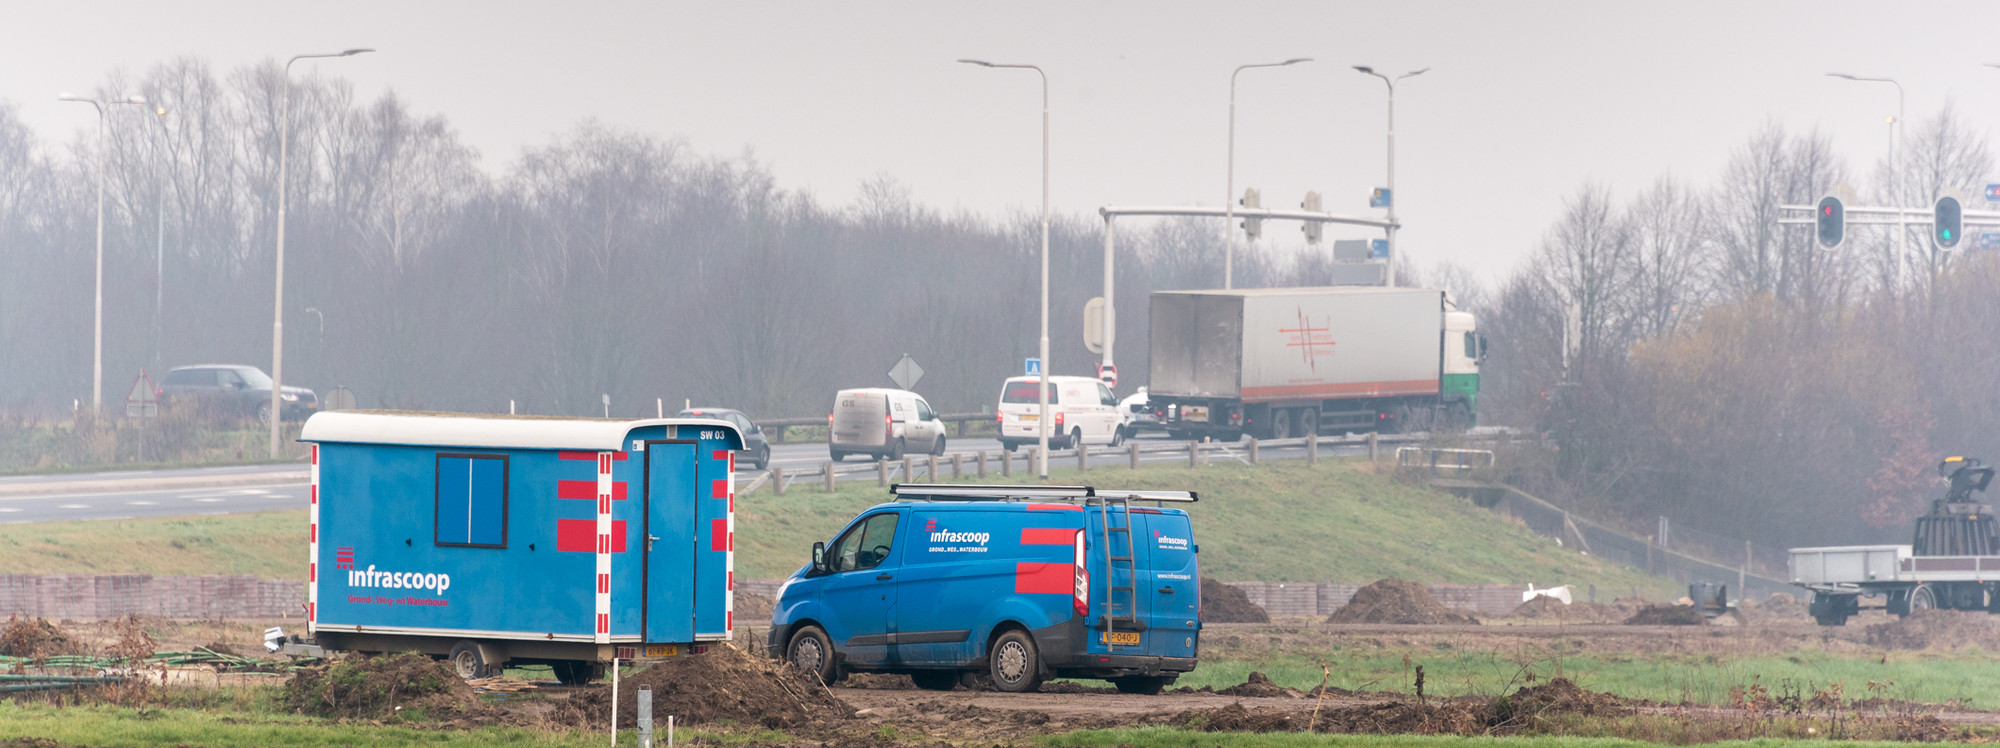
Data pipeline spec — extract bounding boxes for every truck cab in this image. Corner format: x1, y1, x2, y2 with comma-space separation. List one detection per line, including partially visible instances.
768, 484, 1199, 694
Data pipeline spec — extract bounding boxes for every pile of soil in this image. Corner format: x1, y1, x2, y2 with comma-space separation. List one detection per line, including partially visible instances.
1326, 579, 1479, 625
1499, 677, 1629, 719
282, 652, 479, 720
0, 617, 83, 658
562, 643, 852, 729
1508, 596, 1622, 623
1181, 677, 1627, 734
1748, 593, 1806, 620
1623, 604, 1705, 626
1201, 579, 1270, 623
1865, 610, 1999, 651
1215, 671, 1302, 698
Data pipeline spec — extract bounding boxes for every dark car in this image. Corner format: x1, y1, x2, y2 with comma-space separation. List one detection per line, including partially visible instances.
678, 407, 771, 469
159, 364, 318, 424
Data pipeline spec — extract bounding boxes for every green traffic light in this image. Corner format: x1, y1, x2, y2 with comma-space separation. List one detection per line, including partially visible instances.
1943, 230, 1953, 239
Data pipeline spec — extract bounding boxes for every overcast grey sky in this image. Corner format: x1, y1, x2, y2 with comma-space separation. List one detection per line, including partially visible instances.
4, 1, 1995, 282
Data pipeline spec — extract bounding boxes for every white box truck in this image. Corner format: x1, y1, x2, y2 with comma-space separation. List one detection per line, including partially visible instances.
1147, 287, 1481, 440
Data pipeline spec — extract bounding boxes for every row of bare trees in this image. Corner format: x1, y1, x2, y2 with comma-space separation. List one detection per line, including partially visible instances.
1486, 107, 2000, 547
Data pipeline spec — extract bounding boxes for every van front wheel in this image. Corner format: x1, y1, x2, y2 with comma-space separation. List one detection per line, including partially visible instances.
988, 629, 1043, 693
786, 625, 837, 685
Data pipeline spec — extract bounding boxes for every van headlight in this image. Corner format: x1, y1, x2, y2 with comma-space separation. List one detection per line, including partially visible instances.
281, 392, 299, 402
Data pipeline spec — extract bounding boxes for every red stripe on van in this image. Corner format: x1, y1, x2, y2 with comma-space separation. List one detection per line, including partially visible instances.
558, 480, 627, 500
1021, 527, 1076, 545
557, 519, 627, 553
1015, 562, 1073, 594
1025, 503, 1083, 512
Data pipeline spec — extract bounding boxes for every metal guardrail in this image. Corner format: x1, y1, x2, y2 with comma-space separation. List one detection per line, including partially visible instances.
1395, 446, 1497, 475
758, 412, 993, 443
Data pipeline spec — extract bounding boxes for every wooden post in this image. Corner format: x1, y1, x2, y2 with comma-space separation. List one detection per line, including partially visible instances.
951, 453, 962, 479
877, 458, 889, 487
978, 451, 988, 478
927, 455, 939, 480
1646, 535, 1655, 575
1306, 434, 1317, 466
1745, 539, 1753, 572
823, 463, 835, 493
903, 457, 915, 483
1128, 441, 1139, 470
1188, 440, 1199, 468
1002, 450, 1012, 477
1077, 443, 1088, 471
772, 466, 786, 495
1247, 438, 1259, 465
1367, 432, 1378, 463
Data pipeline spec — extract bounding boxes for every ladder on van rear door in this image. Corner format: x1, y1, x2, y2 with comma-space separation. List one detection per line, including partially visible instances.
1093, 496, 1140, 651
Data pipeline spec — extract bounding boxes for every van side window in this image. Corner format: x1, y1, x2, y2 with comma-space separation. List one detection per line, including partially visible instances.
829, 513, 899, 572
1097, 383, 1117, 406
435, 453, 508, 548
1463, 331, 1477, 359
916, 399, 935, 421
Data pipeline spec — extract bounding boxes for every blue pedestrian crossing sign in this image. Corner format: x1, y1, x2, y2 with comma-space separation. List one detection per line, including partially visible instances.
1024, 358, 1042, 376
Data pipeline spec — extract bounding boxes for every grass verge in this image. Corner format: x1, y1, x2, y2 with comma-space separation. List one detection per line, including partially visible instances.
0, 511, 307, 578
0, 701, 599, 748
1041, 729, 1953, 748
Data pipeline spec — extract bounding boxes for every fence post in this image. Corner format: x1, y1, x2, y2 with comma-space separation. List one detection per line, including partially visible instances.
773, 466, 786, 496
978, 451, 988, 478
951, 453, 962, 479
1188, 440, 1199, 468
1306, 433, 1317, 466
903, 457, 915, 483
1367, 432, 1378, 463
1077, 444, 1088, 471
1247, 438, 1259, 465
1745, 539, 1753, 572
1002, 450, 1012, 477
824, 463, 836, 492
927, 455, 939, 480
878, 458, 889, 487
1129, 441, 1139, 470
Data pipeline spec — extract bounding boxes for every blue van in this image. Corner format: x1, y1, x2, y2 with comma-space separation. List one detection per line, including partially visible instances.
767, 484, 1200, 694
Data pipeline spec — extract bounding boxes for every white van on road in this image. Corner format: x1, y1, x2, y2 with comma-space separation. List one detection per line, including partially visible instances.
995, 375, 1125, 452
829, 388, 946, 461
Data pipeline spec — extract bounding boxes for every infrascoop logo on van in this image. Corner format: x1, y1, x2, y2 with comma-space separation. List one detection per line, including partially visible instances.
923, 517, 990, 552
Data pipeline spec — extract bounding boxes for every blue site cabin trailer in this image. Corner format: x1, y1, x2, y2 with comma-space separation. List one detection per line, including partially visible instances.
768, 483, 1200, 695
297, 410, 745, 683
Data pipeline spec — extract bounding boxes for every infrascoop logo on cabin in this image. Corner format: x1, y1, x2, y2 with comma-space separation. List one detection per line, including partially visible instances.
924, 517, 990, 553
345, 564, 453, 595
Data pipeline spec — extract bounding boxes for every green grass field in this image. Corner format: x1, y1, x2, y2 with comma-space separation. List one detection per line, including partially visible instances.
1040, 731, 1955, 748
0, 459, 1675, 599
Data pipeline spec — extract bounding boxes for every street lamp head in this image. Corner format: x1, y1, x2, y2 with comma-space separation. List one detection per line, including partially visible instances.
1404, 67, 1431, 78
340, 48, 374, 56
57, 92, 80, 101
958, 58, 995, 67
1352, 65, 1375, 74
125, 95, 146, 105
1280, 57, 1313, 66
1827, 72, 1858, 80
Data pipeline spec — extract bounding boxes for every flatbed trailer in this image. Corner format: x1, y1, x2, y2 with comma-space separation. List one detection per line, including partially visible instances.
1791, 457, 2000, 626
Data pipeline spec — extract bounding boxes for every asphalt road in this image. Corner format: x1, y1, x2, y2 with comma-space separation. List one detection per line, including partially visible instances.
0, 428, 1478, 524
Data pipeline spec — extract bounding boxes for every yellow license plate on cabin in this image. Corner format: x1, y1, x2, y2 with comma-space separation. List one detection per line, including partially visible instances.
645, 644, 678, 657
1099, 632, 1141, 645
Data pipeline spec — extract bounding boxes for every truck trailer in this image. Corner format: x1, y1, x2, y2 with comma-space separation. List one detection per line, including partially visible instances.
1791, 457, 2000, 626
293, 410, 745, 682
1147, 287, 1481, 441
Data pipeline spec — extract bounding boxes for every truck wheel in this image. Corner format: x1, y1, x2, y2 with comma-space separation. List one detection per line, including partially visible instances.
1911, 583, 1938, 613
1299, 408, 1319, 437
988, 629, 1043, 693
786, 625, 837, 685
448, 641, 492, 679
1271, 409, 1292, 440
552, 660, 601, 685
1111, 675, 1172, 695
910, 671, 959, 691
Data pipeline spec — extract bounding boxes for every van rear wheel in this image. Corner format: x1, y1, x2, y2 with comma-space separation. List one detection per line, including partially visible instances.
988, 629, 1042, 693
1111, 676, 1172, 695
886, 438, 905, 461
786, 625, 837, 685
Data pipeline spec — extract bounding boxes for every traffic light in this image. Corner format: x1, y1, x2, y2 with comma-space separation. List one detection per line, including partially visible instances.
1935, 195, 1963, 250
1240, 188, 1262, 241
1815, 195, 1844, 249
1300, 191, 1322, 244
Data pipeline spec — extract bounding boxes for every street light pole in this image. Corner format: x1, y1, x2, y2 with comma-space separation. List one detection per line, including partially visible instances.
1827, 72, 1904, 287
58, 92, 146, 416
271, 48, 372, 459
148, 104, 170, 374
1224, 58, 1312, 290
960, 58, 1052, 478
1354, 66, 1428, 288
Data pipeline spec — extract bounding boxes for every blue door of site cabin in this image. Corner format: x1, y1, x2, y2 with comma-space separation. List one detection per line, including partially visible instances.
645, 441, 699, 643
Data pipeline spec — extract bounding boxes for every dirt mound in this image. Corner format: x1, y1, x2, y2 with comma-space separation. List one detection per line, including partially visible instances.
1215, 671, 1302, 698
1509, 596, 1621, 622
282, 652, 479, 720
1201, 579, 1270, 623
1180, 700, 1484, 734
562, 643, 851, 729
1865, 609, 2000, 651
1500, 677, 1628, 718
0, 617, 84, 658
1326, 579, 1479, 625
1623, 604, 1705, 625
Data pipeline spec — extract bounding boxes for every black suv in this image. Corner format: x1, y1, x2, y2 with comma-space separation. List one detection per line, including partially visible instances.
678, 407, 772, 469
160, 365, 319, 423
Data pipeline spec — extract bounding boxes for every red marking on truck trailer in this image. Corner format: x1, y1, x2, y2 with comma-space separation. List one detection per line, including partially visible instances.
1021, 527, 1077, 545
557, 480, 627, 500
1278, 308, 1338, 371
1239, 378, 1440, 401
1015, 562, 1074, 594
556, 519, 628, 553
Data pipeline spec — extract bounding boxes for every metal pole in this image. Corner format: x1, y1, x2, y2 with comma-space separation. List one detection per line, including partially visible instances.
1101, 214, 1114, 373
1037, 67, 1050, 479
1222, 59, 1312, 292
154, 108, 167, 374
1384, 79, 1396, 287
92, 109, 106, 415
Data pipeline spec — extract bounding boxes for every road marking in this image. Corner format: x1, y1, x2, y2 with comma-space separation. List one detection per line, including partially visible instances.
58, 504, 89, 509
194, 498, 226, 503
127, 500, 158, 506
0, 507, 18, 512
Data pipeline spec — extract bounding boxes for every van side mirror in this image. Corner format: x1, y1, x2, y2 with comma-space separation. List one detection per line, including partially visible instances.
1478, 334, 1489, 359
811, 541, 826, 574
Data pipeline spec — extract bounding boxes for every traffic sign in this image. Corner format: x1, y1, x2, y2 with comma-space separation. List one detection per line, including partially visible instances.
888, 354, 925, 390
1024, 358, 1042, 377
1370, 188, 1392, 208
1986, 184, 2000, 202
1982, 233, 2000, 251
1370, 239, 1389, 259
124, 370, 158, 418
1097, 363, 1118, 388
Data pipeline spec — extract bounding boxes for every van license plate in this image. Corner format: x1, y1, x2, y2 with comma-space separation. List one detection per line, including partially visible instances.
1099, 632, 1141, 645
1020, 413, 1037, 421
1181, 406, 1208, 423
644, 644, 678, 657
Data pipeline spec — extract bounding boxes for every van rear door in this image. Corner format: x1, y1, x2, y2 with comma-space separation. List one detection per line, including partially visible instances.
1136, 509, 1198, 659
832, 391, 887, 449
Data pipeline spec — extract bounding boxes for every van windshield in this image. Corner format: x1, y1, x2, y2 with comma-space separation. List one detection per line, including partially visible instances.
1002, 382, 1058, 404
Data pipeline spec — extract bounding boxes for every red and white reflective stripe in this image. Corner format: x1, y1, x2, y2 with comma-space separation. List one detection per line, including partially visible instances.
594, 451, 614, 641
308, 444, 320, 633
725, 450, 735, 637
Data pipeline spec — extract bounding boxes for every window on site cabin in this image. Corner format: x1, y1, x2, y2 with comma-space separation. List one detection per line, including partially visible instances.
435, 453, 508, 548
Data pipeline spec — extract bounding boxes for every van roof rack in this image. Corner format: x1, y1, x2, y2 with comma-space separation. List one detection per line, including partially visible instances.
889, 483, 1198, 503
